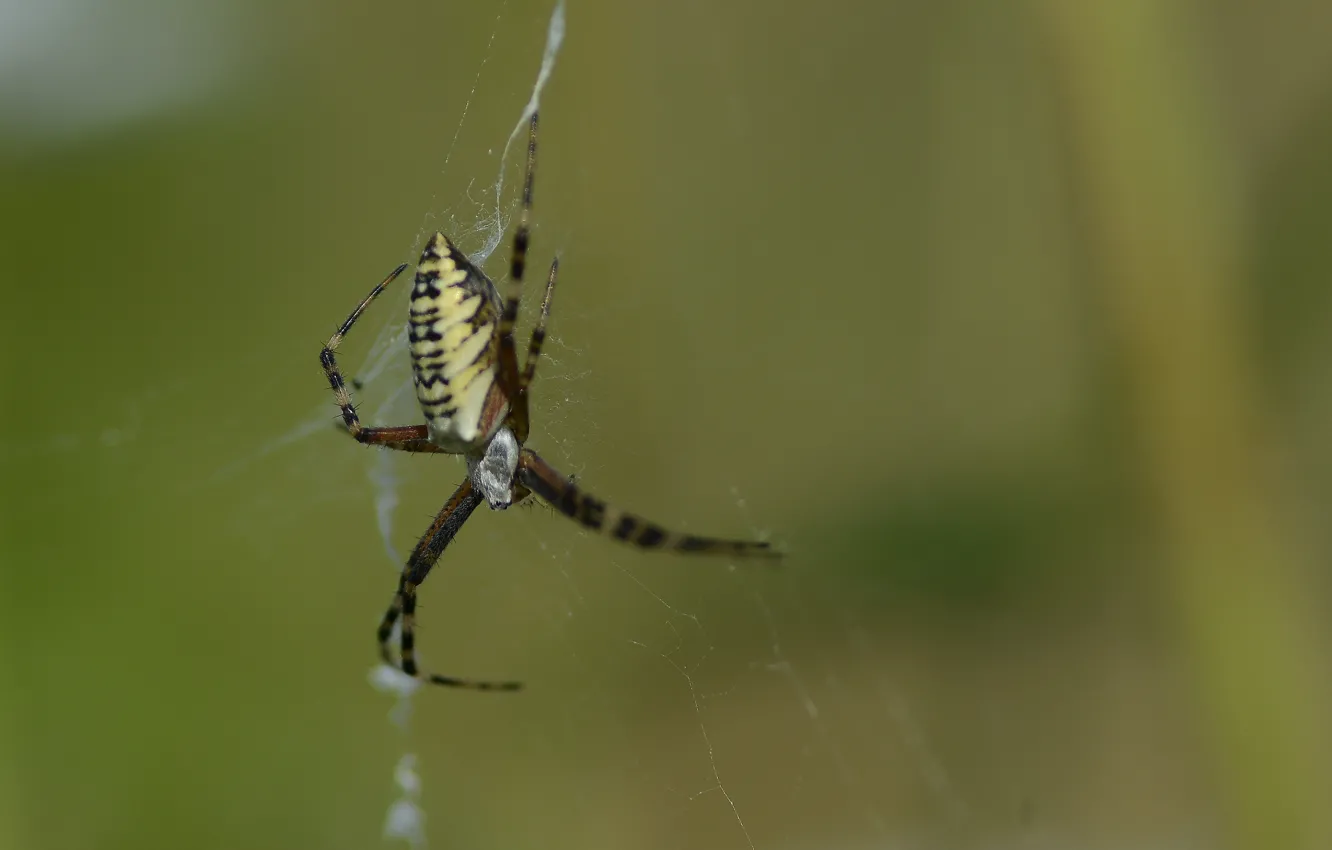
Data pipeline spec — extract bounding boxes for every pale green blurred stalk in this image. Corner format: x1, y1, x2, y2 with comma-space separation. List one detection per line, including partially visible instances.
1035, 2, 1332, 848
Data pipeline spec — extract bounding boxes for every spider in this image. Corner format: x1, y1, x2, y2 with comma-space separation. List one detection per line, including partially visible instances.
320, 112, 779, 691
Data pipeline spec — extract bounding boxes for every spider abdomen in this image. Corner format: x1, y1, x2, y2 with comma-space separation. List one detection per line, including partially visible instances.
409, 232, 508, 452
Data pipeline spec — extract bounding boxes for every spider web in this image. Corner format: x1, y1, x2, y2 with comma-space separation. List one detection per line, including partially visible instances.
350, 8, 965, 847
367, 4, 568, 845
202, 4, 573, 845
189, 4, 965, 849
197, 3, 969, 847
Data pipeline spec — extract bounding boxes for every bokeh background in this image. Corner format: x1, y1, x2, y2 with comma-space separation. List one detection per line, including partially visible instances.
4, 1, 1332, 849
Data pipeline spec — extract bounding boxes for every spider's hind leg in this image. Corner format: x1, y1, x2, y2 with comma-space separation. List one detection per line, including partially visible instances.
375, 478, 523, 691
516, 449, 781, 559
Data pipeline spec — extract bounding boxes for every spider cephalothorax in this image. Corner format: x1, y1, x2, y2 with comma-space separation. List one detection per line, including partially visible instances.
320, 113, 778, 691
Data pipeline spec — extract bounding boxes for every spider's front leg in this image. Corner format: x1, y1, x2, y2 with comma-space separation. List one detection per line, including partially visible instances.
375, 477, 522, 691
320, 263, 451, 455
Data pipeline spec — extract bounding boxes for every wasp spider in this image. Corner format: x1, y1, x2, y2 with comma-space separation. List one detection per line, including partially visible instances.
320, 113, 779, 691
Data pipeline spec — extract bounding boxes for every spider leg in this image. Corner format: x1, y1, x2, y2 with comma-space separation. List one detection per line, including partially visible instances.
321, 262, 444, 450
376, 477, 523, 690
512, 258, 559, 441
496, 112, 540, 442
516, 449, 781, 559
330, 423, 451, 454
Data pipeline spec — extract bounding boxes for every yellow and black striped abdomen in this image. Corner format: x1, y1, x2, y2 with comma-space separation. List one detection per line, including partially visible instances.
409, 233, 507, 452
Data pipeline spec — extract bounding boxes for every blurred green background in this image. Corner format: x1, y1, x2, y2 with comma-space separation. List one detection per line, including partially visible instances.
4, 1, 1332, 848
